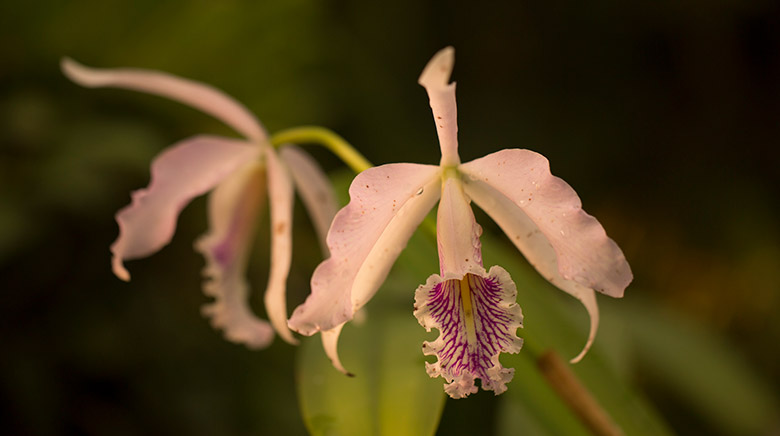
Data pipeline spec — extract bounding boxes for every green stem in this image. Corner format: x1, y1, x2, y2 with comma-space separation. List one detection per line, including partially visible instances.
270, 126, 372, 174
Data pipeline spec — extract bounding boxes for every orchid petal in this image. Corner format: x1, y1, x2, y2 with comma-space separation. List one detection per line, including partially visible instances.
288, 164, 441, 336
195, 162, 273, 349
460, 149, 631, 361
279, 145, 338, 255
460, 149, 632, 297
418, 47, 460, 166
61, 58, 266, 142
264, 148, 298, 344
436, 177, 484, 278
110, 135, 260, 281
465, 177, 601, 362
414, 266, 523, 398
320, 323, 352, 376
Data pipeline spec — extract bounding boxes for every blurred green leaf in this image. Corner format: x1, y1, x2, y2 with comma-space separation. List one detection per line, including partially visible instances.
498, 352, 592, 436
296, 233, 446, 436
623, 299, 780, 436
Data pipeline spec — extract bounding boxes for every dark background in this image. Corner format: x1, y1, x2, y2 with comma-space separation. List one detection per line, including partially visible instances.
1, 1, 778, 434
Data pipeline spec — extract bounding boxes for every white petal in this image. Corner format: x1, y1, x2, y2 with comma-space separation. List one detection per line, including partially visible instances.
279, 145, 338, 255
111, 135, 260, 281
418, 47, 460, 166
263, 148, 298, 344
195, 162, 274, 349
288, 164, 441, 336
61, 58, 266, 142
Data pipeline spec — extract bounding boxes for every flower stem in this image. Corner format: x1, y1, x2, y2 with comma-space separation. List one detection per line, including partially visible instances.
270, 126, 372, 174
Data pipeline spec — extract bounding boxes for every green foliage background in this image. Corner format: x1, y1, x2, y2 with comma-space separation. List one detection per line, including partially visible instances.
1, 1, 779, 434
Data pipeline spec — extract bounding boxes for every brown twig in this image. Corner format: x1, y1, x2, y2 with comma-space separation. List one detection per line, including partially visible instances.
537, 350, 624, 436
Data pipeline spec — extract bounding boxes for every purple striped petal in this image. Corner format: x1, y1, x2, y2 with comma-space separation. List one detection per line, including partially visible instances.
414, 266, 523, 398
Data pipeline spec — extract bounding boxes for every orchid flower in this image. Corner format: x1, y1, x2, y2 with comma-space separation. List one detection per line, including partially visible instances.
288, 47, 632, 398
62, 59, 337, 349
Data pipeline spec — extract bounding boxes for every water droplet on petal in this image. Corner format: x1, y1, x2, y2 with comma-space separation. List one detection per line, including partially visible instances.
416, 187, 424, 196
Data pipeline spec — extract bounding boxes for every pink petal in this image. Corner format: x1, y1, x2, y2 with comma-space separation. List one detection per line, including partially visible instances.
320, 323, 352, 376
110, 135, 260, 281
414, 266, 523, 398
436, 177, 484, 278
61, 58, 266, 143
279, 145, 338, 255
460, 149, 632, 297
288, 164, 441, 336
195, 162, 274, 349
460, 149, 632, 361
263, 148, 298, 344
418, 47, 460, 166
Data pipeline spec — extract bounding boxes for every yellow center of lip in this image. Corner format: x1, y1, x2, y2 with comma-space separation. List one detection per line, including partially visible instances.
459, 274, 478, 348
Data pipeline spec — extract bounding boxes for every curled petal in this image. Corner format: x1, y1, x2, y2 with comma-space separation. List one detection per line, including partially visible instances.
460, 149, 632, 360
263, 148, 297, 344
279, 145, 338, 255
110, 135, 260, 281
436, 177, 483, 277
289, 164, 441, 336
195, 162, 273, 349
414, 266, 523, 398
61, 58, 266, 142
321, 323, 352, 376
418, 47, 460, 166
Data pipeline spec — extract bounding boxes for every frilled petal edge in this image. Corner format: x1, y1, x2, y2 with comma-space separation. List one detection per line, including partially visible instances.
110, 135, 260, 281
414, 266, 523, 398
195, 161, 274, 349
288, 163, 441, 336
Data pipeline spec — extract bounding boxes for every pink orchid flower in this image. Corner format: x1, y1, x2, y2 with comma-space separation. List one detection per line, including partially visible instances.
62, 59, 337, 349
288, 47, 632, 398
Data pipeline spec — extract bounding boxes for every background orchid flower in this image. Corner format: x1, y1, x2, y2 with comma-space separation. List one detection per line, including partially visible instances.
62, 59, 338, 349
288, 47, 633, 398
